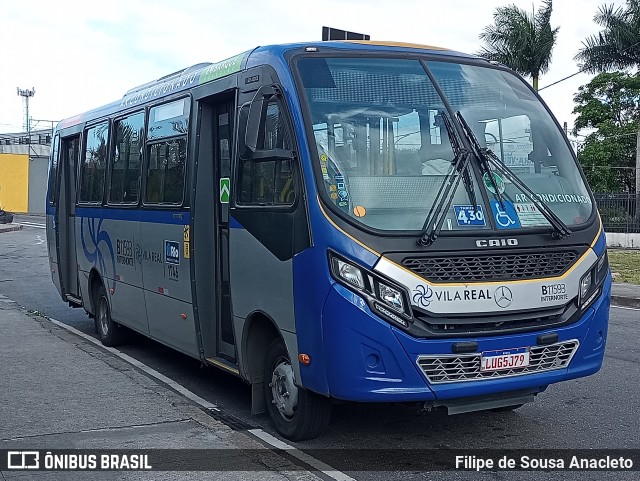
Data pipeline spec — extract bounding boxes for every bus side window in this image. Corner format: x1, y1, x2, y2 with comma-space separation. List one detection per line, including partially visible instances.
109, 112, 145, 204
144, 99, 189, 206
79, 122, 110, 203
144, 138, 187, 205
48, 135, 60, 205
238, 101, 296, 206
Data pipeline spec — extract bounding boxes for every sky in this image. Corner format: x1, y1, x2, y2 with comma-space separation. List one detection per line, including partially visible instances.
0, 0, 627, 136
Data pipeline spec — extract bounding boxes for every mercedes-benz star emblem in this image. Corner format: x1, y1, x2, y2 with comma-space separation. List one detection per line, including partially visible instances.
494, 286, 513, 308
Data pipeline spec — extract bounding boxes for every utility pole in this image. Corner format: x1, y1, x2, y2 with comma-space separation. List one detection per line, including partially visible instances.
17, 87, 35, 140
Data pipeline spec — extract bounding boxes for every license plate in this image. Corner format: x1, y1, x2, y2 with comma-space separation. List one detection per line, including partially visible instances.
481, 347, 530, 372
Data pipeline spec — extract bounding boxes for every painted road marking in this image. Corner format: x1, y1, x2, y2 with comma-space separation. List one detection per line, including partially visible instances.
16, 221, 46, 229
249, 429, 357, 481
611, 305, 640, 311
46, 316, 353, 481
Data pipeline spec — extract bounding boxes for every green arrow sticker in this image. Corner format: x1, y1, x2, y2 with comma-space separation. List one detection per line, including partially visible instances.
220, 177, 230, 204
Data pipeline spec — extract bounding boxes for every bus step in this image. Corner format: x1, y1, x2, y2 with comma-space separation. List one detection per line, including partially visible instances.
205, 357, 241, 377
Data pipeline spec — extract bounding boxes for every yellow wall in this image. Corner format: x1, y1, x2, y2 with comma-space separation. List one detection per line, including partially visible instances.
0, 154, 29, 213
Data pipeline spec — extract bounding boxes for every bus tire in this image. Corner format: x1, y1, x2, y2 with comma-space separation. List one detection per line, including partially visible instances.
94, 285, 127, 347
264, 338, 331, 441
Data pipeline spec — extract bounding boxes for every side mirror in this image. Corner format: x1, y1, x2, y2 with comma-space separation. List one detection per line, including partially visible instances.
243, 84, 295, 162
245, 85, 276, 154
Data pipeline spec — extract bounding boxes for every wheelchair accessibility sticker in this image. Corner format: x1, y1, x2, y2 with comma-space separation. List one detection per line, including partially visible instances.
490, 200, 521, 229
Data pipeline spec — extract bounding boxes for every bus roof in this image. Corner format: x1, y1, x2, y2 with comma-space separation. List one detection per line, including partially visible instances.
56, 40, 478, 131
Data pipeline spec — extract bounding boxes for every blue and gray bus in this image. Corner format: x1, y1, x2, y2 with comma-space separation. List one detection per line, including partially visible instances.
47, 39, 611, 440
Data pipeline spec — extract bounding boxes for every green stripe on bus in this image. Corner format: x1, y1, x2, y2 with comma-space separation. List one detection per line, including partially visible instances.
199, 52, 248, 84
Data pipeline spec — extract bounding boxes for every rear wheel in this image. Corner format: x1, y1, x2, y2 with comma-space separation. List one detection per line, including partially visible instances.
264, 338, 331, 441
95, 285, 127, 347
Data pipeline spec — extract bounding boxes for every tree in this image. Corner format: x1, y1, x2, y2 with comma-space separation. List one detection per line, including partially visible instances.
575, 0, 640, 198
573, 72, 640, 192
575, 1, 640, 71
477, 0, 558, 90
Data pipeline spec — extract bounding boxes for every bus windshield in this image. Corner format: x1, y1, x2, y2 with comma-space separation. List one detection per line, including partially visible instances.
296, 56, 594, 232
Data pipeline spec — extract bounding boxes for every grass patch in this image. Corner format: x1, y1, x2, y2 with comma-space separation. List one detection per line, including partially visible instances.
608, 249, 640, 284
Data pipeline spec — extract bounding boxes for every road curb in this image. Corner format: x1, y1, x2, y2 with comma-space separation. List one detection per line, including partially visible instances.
611, 295, 640, 309
0, 224, 23, 234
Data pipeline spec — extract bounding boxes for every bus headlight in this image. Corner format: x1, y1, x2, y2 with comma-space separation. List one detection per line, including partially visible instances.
335, 258, 366, 290
329, 251, 412, 326
579, 249, 609, 310
579, 273, 592, 300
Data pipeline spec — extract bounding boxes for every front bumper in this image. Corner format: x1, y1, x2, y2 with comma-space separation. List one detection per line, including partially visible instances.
321, 275, 611, 402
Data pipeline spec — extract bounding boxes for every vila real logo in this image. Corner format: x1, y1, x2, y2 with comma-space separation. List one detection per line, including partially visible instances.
412, 285, 514, 309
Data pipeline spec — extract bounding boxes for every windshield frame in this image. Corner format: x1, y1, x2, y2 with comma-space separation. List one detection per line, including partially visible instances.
289, 50, 598, 238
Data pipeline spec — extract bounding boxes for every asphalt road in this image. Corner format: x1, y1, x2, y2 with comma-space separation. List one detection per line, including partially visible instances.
1, 218, 639, 480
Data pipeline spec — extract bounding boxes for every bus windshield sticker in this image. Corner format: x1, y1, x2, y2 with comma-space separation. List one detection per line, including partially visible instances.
320, 154, 330, 180
454, 205, 485, 226
353, 206, 366, 217
335, 174, 349, 209
514, 192, 592, 205
515, 202, 548, 226
490, 200, 521, 229
483, 171, 506, 195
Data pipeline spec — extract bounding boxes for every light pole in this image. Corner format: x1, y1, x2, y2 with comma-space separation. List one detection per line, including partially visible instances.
17, 87, 35, 140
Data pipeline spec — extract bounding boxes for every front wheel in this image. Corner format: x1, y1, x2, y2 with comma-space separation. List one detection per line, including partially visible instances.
264, 338, 331, 441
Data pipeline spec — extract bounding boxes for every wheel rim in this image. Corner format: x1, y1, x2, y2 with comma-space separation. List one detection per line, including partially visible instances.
98, 296, 110, 338
270, 357, 299, 420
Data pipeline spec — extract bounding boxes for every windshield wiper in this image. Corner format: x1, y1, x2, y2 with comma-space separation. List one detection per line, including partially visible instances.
417, 112, 477, 246
455, 112, 571, 239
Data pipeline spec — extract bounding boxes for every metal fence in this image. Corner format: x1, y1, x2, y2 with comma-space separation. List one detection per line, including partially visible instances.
0, 131, 52, 146
594, 193, 640, 233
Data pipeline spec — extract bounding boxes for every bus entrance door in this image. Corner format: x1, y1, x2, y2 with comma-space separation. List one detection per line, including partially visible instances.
215, 101, 235, 361
193, 96, 237, 365
57, 136, 80, 303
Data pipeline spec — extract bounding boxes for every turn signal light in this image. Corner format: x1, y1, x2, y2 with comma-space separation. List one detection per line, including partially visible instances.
298, 353, 311, 365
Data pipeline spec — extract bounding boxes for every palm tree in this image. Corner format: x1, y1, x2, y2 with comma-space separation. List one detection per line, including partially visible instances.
575, 0, 640, 198
477, 0, 559, 90
575, 1, 640, 72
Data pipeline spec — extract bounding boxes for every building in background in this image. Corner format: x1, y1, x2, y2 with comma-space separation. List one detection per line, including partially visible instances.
0, 129, 52, 214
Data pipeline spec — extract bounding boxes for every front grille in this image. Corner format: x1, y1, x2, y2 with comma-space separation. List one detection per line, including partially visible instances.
403, 251, 578, 283
417, 340, 579, 384
412, 303, 576, 337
